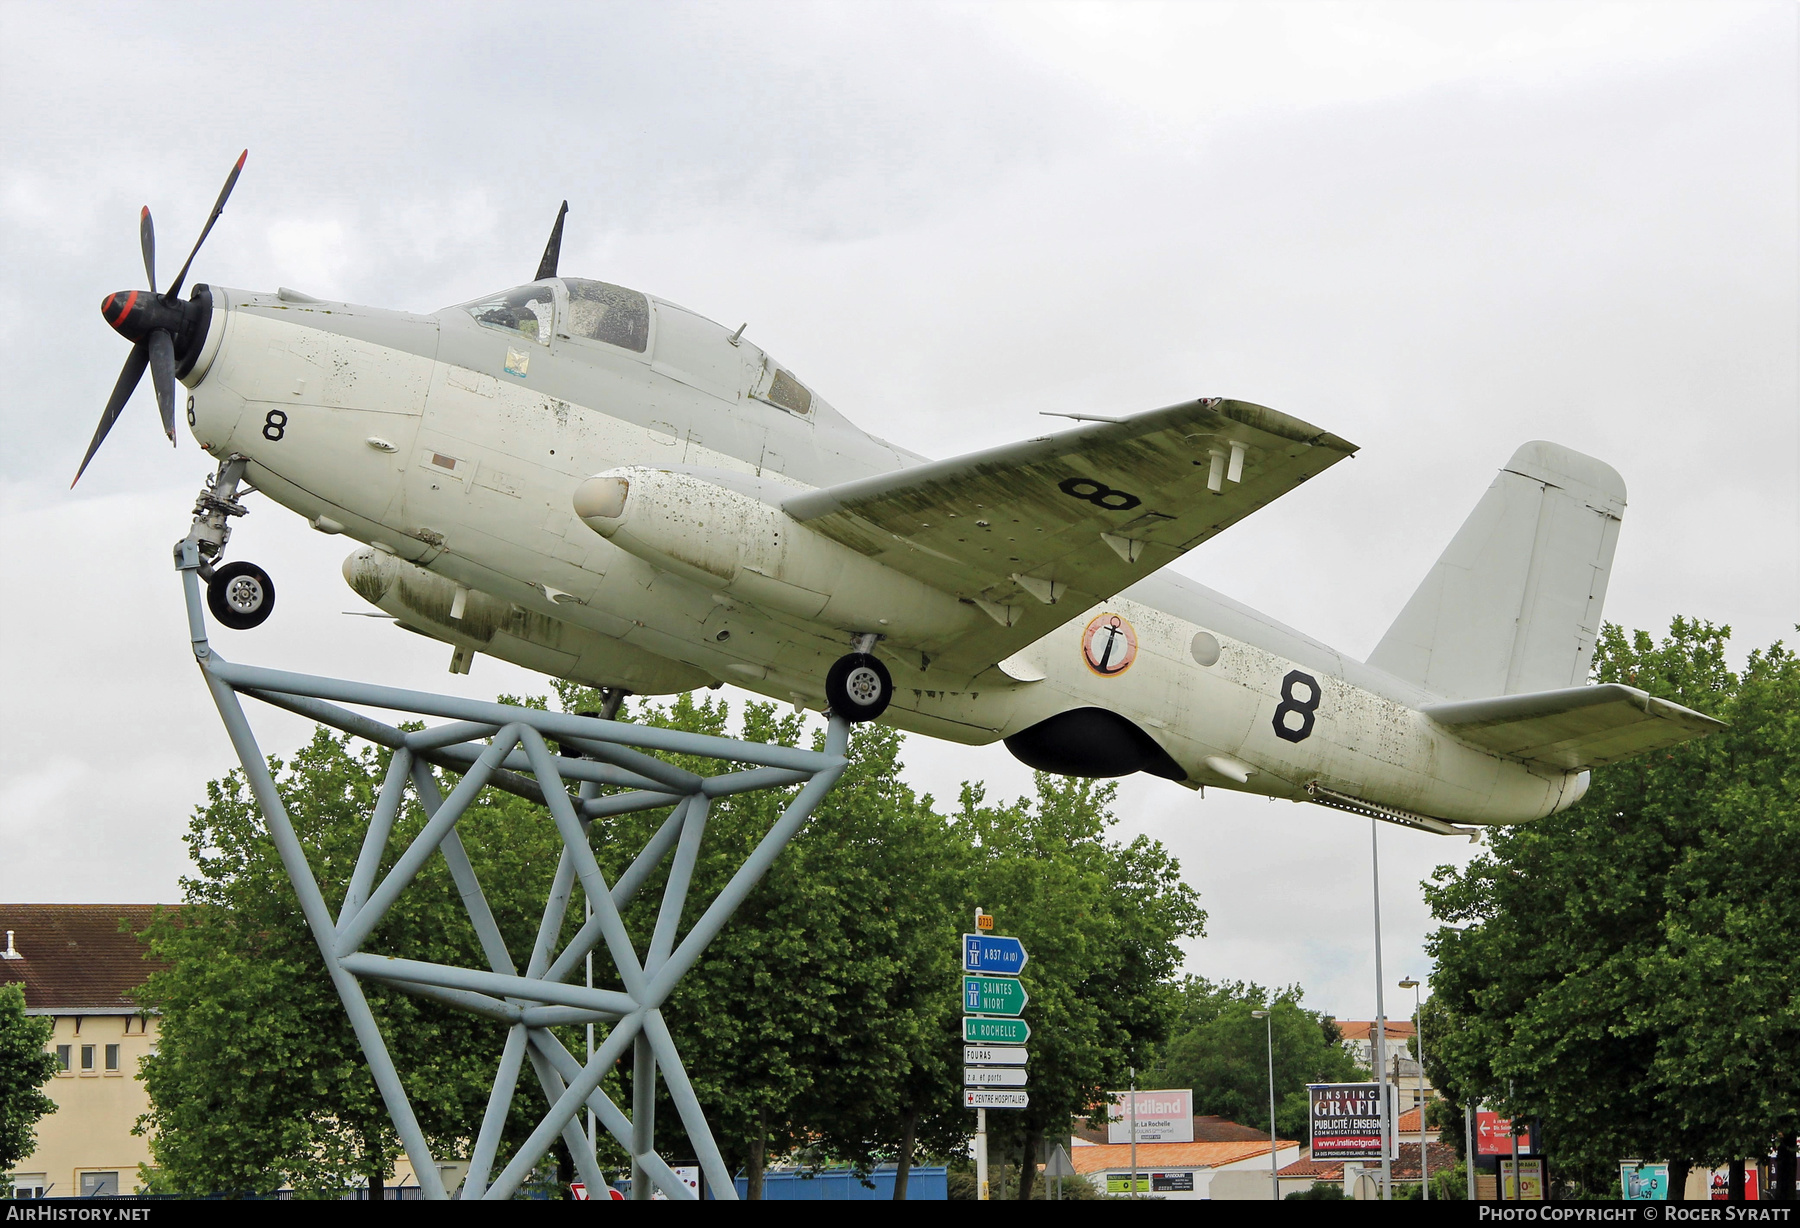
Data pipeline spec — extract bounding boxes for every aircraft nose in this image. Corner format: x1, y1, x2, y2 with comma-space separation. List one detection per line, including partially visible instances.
101, 289, 143, 340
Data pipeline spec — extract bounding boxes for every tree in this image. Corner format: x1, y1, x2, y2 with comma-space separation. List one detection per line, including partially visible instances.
137, 727, 568, 1196
953, 775, 1206, 1200
1147, 978, 1366, 1143
0, 982, 59, 1185
1423, 620, 1800, 1197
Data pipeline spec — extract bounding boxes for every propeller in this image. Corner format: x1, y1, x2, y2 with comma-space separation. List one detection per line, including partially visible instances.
74, 150, 247, 487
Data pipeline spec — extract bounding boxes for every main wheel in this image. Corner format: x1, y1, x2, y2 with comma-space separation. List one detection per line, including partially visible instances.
825, 652, 893, 723
207, 560, 276, 630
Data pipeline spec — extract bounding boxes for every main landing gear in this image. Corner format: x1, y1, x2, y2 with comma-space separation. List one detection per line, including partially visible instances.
179, 455, 277, 631
825, 633, 892, 723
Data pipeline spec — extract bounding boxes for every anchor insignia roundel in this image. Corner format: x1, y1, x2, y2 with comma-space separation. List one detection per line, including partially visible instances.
1081, 613, 1138, 677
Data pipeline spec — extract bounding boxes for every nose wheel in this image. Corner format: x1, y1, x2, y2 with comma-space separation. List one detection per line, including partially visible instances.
207, 560, 276, 629
825, 651, 892, 723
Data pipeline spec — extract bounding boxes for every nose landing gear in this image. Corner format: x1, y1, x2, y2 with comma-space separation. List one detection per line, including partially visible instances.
179, 455, 276, 630
825, 633, 893, 723
207, 560, 276, 630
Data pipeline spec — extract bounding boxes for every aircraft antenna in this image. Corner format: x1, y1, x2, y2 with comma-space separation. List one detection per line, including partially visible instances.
535, 200, 569, 281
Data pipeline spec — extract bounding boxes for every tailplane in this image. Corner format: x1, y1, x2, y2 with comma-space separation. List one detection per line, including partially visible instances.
1367, 442, 1625, 701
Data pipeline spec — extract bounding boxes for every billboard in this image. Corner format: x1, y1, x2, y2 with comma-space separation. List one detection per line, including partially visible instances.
1308, 1083, 1398, 1159
1476, 1110, 1538, 1155
1621, 1162, 1669, 1201
1106, 1089, 1194, 1143
1501, 1159, 1545, 1201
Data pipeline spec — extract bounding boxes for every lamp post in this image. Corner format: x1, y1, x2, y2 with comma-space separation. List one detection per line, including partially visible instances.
1369, 819, 1393, 1199
1400, 977, 1427, 1200
1252, 1009, 1279, 1201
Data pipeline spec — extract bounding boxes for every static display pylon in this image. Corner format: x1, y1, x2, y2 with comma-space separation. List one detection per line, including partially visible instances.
177, 539, 850, 1199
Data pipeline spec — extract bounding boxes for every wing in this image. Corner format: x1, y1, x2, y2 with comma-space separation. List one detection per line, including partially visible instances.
784, 397, 1355, 680
1423, 683, 1725, 770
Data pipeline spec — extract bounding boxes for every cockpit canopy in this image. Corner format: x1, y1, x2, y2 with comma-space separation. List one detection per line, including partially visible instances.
458, 278, 648, 353
453, 277, 815, 418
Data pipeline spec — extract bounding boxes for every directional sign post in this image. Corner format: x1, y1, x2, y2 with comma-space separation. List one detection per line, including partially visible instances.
964, 1016, 1031, 1045
966, 1090, 1029, 1110
964, 976, 1029, 1016
963, 934, 1028, 976
964, 1045, 1028, 1066
965, 1067, 1028, 1087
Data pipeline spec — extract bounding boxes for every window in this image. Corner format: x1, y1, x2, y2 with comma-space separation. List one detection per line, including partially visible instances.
80, 1044, 95, 1071
459, 283, 555, 345
563, 278, 649, 353
763, 368, 812, 417
78, 1173, 119, 1198
105, 1044, 120, 1072
11, 1174, 46, 1199
54, 1045, 70, 1071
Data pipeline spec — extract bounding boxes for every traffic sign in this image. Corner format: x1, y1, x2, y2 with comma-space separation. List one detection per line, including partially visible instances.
963, 933, 1028, 975
964, 1016, 1030, 1044
965, 1066, 1028, 1087
964, 1045, 1028, 1066
966, 1089, 1029, 1109
964, 976, 1029, 1016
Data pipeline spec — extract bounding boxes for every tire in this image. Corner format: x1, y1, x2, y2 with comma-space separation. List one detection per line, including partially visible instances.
207, 561, 276, 630
825, 652, 893, 723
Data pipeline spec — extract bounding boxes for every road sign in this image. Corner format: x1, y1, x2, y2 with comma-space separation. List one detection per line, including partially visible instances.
964, 975, 1029, 1016
965, 1066, 1028, 1087
964, 1045, 1028, 1066
976, 913, 994, 931
966, 1089, 1029, 1109
964, 1016, 1031, 1044
1044, 1145, 1076, 1179
963, 933, 1028, 975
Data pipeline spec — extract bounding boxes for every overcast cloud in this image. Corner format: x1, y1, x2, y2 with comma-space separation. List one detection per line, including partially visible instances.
2, 1, 1794, 1024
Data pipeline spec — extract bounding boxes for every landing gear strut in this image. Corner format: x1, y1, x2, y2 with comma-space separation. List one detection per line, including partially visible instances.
825, 634, 892, 723
177, 455, 277, 630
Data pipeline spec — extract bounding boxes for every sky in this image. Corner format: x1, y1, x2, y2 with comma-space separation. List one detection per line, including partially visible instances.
1, 1, 1794, 1027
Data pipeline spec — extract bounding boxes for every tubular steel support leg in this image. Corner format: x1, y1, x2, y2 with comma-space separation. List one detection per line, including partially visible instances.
179, 555, 846, 1202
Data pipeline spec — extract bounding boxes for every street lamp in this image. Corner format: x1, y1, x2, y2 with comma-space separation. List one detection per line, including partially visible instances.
1252, 1010, 1278, 1201
1399, 977, 1427, 1201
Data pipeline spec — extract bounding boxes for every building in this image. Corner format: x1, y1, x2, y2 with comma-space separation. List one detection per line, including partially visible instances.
1070, 1116, 1300, 1199
2, 905, 169, 1199
1336, 1019, 1436, 1110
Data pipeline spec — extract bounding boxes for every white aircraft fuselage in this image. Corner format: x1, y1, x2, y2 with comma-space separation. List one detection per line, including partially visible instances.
165, 277, 1642, 829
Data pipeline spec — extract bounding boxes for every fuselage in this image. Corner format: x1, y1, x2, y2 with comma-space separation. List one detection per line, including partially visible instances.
176, 279, 1587, 825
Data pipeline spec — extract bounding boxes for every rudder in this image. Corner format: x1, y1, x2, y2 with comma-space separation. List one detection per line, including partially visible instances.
1367, 442, 1626, 701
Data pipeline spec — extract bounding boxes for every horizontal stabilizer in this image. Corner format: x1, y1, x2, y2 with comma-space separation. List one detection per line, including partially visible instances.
1423, 683, 1724, 771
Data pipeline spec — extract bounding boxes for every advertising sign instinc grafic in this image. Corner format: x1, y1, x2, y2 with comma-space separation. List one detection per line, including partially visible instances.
1308, 1083, 1397, 1159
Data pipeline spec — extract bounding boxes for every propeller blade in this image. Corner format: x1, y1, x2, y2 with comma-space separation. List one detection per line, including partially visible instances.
534, 200, 568, 282
140, 206, 157, 293
71, 343, 150, 487
166, 149, 247, 300
147, 329, 178, 443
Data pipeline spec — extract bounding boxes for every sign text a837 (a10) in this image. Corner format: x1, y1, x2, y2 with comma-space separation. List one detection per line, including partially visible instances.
962, 934, 1027, 975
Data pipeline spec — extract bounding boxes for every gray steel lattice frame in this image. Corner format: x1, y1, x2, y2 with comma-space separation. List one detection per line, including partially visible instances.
176, 539, 852, 1200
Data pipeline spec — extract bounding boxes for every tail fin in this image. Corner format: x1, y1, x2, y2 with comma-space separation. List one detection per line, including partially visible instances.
1367, 442, 1626, 701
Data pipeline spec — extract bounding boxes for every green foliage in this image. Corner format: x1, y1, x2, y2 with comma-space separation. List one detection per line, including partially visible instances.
955, 775, 1206, 1192
1146, 978, 1365, 1142
1423, 619, 1799, 1190
0, 982, 59, 1173
135, 690, 1204, 1197
137, 727, 567, 1196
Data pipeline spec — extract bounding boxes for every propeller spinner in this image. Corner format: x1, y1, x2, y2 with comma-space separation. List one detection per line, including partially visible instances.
74, 150, 247, 487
